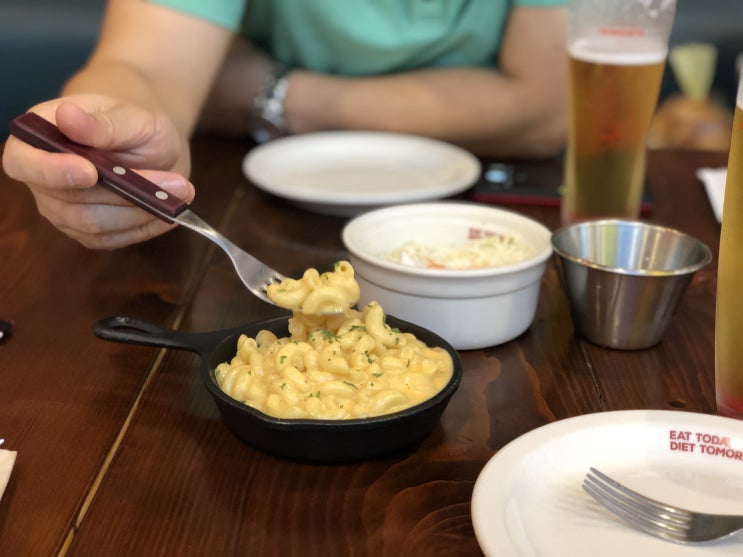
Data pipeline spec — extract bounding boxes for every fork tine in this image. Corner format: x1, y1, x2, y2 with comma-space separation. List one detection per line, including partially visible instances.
585, 468, 743, 544
586, 469, 690, 526
582, 480, 684, 541
256, 271, 285, 300
583, 469, 691, 542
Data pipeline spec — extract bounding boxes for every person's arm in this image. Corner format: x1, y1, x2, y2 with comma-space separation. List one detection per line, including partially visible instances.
2, 0, 234, 249
65, 0, 233, 144
284, 6, 568, 158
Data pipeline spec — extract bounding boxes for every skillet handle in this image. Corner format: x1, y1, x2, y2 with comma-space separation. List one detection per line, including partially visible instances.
93, 316, 222, 356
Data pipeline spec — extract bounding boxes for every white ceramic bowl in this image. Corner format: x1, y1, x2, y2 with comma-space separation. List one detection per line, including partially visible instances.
341, 202, 553, 350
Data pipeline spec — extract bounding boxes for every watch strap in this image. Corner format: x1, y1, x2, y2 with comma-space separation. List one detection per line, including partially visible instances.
250, 69, 289, 143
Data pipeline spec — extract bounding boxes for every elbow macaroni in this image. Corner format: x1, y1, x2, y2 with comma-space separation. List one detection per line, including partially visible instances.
214, 261, 454, 420
266, 260, 360, 315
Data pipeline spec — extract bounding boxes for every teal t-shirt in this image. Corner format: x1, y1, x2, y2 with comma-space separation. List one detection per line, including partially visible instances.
151, 0, 566, 74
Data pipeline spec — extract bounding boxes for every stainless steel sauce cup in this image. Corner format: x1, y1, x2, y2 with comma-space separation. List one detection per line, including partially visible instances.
551, 219, 712, 349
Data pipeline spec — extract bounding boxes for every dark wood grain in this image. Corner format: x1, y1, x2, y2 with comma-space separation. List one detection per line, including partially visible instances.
0, 138, 239, 556
0, 138, 726, 557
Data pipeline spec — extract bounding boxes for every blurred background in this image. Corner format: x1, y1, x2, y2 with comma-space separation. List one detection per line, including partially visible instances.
0, 0, 105, 139
1, 0, 741, 143
660, 0, 743, 106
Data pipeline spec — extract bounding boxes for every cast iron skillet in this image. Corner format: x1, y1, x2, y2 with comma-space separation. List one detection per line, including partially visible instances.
93, 315, 463, 462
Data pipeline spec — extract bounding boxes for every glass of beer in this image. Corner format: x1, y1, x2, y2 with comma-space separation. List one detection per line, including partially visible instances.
716, 72, 743, 419
561, 0, 677, 225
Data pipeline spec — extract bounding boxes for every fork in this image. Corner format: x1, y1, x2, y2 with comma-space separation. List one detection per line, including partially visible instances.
583, 467, 743, 544
9, 112, 287, 305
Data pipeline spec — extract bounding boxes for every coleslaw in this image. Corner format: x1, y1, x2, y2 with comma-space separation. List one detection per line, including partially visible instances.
385, 230, 533, 270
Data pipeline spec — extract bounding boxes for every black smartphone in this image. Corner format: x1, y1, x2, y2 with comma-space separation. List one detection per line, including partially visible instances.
468, 162, 654, 214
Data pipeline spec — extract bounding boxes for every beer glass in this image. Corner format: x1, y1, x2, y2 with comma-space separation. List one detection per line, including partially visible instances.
561, 0, 677, 225
715, 72, 743, 419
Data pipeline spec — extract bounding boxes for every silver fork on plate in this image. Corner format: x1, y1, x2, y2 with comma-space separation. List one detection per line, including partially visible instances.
9, 112, 287, 305
583, 467, 743, 544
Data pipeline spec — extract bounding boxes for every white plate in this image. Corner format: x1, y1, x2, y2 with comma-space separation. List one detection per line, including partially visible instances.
243, 131, 481, 216
472, 410, 743, 556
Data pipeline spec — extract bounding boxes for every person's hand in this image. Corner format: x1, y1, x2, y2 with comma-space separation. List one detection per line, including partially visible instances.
2, 94, 196, 249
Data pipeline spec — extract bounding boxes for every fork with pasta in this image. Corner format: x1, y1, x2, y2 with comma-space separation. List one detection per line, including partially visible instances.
9, 112, 353, 311
266, 260, 361, 315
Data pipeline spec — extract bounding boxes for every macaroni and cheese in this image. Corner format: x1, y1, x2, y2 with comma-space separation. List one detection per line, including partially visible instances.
215, 261, 454, 420
266, 260, 360, 314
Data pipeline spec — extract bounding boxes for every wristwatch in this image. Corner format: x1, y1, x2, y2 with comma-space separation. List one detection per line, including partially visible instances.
249, 69, 290, 144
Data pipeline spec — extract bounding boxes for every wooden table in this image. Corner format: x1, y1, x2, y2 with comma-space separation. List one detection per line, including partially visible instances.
0, 135, 728, 556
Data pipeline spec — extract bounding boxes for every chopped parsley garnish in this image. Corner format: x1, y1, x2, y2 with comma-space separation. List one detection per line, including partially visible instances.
320, 329, 339, 342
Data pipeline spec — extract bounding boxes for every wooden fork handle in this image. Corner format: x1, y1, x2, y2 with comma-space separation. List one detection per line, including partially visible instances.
9, 112, 188, 223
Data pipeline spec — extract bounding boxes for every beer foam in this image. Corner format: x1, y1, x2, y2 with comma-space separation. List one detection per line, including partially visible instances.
570, 36, 667, 65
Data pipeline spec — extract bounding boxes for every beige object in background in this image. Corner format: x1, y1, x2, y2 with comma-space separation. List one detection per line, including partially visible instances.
648, 43, 733, 151
669, 42, 717, 101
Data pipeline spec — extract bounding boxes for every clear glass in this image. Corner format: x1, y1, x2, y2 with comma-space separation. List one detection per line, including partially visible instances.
715, 73, 743, 419
561, 0, 677, 225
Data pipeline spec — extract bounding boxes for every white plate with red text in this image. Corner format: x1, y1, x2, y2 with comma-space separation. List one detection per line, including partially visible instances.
243, 131, 481, 216
472, 410, 743, 556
